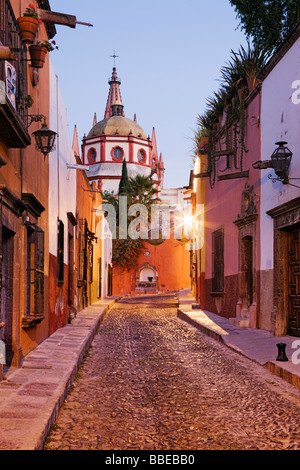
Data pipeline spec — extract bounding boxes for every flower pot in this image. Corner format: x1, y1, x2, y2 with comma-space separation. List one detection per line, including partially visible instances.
198, 137, 209, 149
29, 45, 47, 68
246, 75, 257, 92
0, 46, 16, 60
17, 16, 39, 44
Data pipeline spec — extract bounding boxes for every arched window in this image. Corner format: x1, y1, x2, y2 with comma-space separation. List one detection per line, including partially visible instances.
138, 149, 146, 163
87, 147, 97, 164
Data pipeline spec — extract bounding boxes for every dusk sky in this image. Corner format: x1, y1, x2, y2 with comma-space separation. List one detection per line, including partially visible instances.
49, 0, 247, 188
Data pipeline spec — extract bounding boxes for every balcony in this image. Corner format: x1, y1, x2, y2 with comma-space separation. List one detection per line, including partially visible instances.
0, 0, 31, 148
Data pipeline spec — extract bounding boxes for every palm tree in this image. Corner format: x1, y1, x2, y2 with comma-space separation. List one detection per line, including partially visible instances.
129, 174, 160, 208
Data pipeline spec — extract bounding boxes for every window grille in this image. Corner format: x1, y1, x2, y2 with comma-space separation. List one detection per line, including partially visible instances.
78, 218, 88, 285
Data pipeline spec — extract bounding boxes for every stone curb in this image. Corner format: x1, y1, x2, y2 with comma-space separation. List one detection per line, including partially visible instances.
0, 299, 116, 450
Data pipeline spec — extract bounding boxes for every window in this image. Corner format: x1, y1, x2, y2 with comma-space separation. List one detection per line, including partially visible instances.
87, 147, 97, 164
111, 146, 123, 161
212, 227, 224, 293
25, 226, 45, 322
78, 219, 88, 286
138, 149, 146, 163
57, 219, 64, 285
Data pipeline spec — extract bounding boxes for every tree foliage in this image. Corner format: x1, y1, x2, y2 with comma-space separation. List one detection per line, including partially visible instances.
104, 173, 160, 269
118, 158, 131, 196
229, 0, 300, 52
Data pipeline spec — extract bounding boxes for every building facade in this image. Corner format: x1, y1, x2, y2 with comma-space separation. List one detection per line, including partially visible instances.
258, 25, 300, 337
192, 85, 261, 328
0, 0, 56, 377
0, 0, 107, 380
191, 23, 300, 338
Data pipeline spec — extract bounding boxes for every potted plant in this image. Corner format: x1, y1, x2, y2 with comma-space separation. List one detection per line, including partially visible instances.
29, 40, 58, 68
231, 43, 269, 93
18, 94, 34, 111
17, 4, 42, 44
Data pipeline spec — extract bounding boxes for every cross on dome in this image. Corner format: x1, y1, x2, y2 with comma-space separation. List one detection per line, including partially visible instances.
110, 50, 119, 68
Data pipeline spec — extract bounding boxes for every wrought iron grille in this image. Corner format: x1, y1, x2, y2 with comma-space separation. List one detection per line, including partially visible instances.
0, 0, 28, 124
212, 227, 224, 293
78, 218, 88, 284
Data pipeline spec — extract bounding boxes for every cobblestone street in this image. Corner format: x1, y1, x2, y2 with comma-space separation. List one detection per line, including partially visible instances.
44, 296, 300, 451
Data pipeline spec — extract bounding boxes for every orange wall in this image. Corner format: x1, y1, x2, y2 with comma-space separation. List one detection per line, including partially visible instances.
113, 236, 191, 296
0, 1, 51, 362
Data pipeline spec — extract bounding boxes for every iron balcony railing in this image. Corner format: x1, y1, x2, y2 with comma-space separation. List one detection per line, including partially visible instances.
0, 0, 28, 125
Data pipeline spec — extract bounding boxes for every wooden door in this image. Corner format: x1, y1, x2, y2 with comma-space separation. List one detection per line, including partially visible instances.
288, 228, 300, 337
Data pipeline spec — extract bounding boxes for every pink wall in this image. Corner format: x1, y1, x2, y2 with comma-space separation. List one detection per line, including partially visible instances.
203, 91, 261, 318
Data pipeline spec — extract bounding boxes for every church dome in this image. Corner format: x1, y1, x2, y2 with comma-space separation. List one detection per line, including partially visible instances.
87, 116, 147, 140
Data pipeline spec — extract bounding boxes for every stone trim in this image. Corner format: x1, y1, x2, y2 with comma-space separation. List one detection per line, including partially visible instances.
22, 193, 45, 219
266, 197, 300, 335
267, 197, 300, 229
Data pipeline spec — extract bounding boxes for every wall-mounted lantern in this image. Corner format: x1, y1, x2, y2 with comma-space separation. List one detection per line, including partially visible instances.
269, 141, 293, 184
253, 141, 293, 185
27, 115, 57, 158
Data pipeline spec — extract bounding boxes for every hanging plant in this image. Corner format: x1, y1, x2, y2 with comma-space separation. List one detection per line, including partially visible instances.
238, 87, 248, 170
18, 94, 34, 110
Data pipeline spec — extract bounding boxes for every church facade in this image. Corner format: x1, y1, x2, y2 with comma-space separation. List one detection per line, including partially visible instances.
80, 65, 190, 296
81, 67, 164, 195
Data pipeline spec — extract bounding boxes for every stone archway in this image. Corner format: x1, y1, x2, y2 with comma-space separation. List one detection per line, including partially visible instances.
135, 263, 158, 292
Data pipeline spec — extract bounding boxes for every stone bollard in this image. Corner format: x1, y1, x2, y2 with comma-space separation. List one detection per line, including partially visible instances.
276, 343, 288, 362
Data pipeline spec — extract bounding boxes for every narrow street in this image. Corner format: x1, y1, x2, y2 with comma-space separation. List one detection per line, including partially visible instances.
44, 295, 300, 451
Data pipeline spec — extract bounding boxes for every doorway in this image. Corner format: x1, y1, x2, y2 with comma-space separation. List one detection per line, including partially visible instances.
1, 227, 14, 367
241, 236, 253, 310
288, 227, 300, 337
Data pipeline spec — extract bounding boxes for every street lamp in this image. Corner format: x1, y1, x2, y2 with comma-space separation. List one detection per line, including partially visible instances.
269, 141, 293, 184
32, 119, 57, 158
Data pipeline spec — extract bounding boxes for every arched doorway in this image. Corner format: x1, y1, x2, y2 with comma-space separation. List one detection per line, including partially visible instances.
135, 263, 158, 292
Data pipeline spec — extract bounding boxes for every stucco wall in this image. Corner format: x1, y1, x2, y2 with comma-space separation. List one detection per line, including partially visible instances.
260, 37, 300, 271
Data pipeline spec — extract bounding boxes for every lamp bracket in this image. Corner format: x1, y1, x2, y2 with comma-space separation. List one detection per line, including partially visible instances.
26, 114, 47, 128
268, 174, 289, 184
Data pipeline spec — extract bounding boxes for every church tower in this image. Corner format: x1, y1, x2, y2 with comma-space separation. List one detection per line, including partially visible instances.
81, 65, 164, 194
